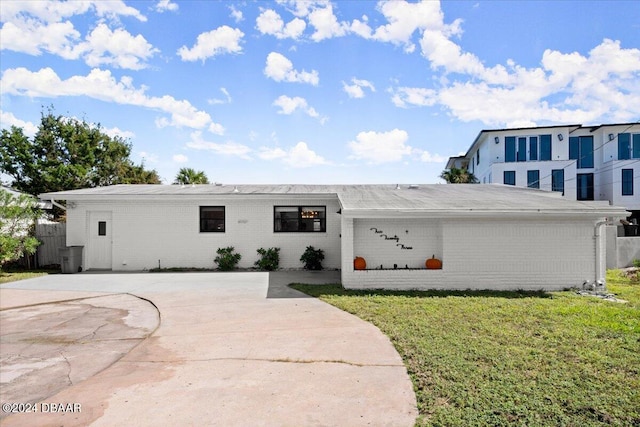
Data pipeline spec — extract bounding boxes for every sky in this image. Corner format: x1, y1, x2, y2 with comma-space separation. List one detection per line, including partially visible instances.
1, 0, 639, 185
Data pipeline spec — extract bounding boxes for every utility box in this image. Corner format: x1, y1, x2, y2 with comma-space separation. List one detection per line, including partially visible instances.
60, 246, 83, 273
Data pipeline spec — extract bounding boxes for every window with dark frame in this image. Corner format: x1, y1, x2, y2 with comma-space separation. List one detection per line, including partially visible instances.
622, 169, 634, 196
98, 221, 106, 236
527, 170, 540, 189
551, 169, 564, 193
200, 206, 225, 232
274, 206, 326, 232
503, 171, 516, 186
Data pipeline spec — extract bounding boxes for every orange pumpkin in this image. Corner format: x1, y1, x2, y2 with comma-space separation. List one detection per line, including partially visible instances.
354, 256, 367, 270
425, 255, 442, 270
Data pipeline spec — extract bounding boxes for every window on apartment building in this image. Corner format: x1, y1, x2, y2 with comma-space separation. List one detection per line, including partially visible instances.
200, 206, 225, 232
551, 169, 564, 193
505, 137, 516, 162
527, 170, 540, 189
504, 171, 516, 186
529, 137, 538, 161
618, 133, 640, 160
540, 135, 552, 161
476, 150, 480, 165
576, 173, 594, 201
274, 206, 326, 232
505, 134, 551, 162
517, 137, 527, 162
622, 169, 634, 196
569, 136, 594, 168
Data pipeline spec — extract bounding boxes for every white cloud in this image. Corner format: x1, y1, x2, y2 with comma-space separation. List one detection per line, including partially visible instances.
172, 154, 188, 163
208, 88, 232, 105
0, 4, 156, 70
1, 67, 222, 131
256, 9, 306, 39
307, 3, 348, 42
0, 111, 38, 136
258, 142, 327, 168
229, 5, 243, 22
264, 52, 319, 85
103, 126, 135, 140
177, 25, 244, 62
343, 78, 375, 99
139, 151, 159, 163
273, 95, 325, 122
186, 131, 252, 159
81, 23, 159, 70
0, 1, 146, 23
418, 150, 446, 163
155, 0, 178, 13
348, 129, 412, 164
390, 87, 437, 108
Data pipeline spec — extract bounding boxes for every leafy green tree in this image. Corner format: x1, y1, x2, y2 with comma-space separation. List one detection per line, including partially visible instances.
440, 167, 479, 184
174, 167, 209, 185
0, 189, 41, 270
0, 109, 161, 198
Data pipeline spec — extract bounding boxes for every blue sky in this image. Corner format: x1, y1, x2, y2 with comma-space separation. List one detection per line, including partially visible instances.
1, 0, 639, 185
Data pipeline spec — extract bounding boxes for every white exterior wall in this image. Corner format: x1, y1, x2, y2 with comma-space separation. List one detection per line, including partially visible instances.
468, 124, 640, 211
67, 196, 342, 271
342, 217, 599, 291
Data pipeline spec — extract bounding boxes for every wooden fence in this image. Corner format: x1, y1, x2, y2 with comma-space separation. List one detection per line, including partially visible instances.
35, 222, 66, 267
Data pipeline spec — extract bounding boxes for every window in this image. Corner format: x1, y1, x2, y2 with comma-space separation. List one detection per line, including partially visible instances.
200, 206, 225, 232
505, 137, 516, 162
529, 137, 538, 161
551, 169, 564, 193
569, 136, 594, 168
476, 149, 480, 165
618, 133, 640, 160
98, 221, 106, 236
622, 169, 634, 196
527, 170, 540, 189
540, 134, 552, 161
504, 171, 516, 186
274, 206, 326, 232
505, 134, 551, 162
576, 173, 594, 201
517, 137, 527, 162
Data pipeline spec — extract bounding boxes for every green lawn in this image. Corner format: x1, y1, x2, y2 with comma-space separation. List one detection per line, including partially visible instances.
291, 271, 640, 427
0, 270, 51, 284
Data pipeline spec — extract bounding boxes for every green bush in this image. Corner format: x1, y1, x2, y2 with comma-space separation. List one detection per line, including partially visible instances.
300, 246, 324, 270
633, 259, 640, 268
255, 247, 280, 271
214, 247, 241, 271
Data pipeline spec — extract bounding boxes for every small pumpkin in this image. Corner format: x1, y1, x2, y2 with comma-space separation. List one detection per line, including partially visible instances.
354, 256, 367, 270
425, 255, 442, 270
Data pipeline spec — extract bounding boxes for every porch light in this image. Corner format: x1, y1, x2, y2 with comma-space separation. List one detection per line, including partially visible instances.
608, 133, 615, 141
557, 134, 564, 141
494, 136, 499, 144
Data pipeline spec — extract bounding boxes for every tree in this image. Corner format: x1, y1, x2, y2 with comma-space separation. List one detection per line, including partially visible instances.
0, 109, 161, 199
440, 167, 479, 184
0, 189, 41, 270
174, 167, 209, 185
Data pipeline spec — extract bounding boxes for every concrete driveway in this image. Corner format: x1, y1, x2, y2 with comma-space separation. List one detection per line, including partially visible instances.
1, 272, 417, 426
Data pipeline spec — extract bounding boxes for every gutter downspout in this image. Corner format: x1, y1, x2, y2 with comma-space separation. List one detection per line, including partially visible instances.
594, 219, 608, 290
50, 199, 67, 211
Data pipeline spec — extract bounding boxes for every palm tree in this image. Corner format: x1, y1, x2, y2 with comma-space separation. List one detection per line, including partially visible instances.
174, 167, 209, 185
440, 167, 478, 184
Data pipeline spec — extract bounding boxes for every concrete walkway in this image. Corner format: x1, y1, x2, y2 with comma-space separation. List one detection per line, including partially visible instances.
1, 272, 417, 426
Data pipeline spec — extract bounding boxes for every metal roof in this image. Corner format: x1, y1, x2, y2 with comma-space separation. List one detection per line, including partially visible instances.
39, 183, 628, 217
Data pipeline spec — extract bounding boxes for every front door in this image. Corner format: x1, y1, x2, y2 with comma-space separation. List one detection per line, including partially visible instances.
88, 211, 112, 270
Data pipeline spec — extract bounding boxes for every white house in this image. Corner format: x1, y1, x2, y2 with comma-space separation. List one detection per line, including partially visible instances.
446, 123, 640, 222
39, 184, 628, 291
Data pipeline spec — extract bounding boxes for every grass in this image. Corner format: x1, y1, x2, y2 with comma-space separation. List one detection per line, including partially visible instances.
291, 271, 640, 427
0, 269, 52, 284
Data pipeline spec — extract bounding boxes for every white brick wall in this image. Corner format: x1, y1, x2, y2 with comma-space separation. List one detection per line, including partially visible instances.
69, 196, 342, 271
342, 217, 598, 291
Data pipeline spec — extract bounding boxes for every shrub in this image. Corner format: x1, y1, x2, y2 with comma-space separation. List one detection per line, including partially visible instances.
633, 259, 640, 268
255, 247, 280, 271
300, 246, 324, 270
214, 247, 241, 271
